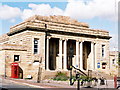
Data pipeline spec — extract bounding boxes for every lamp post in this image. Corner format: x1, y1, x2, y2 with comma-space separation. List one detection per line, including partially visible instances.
4, 52, 7, 79
69, 47, 81, 90
69, 47, 73, 68
69, 47, 74, 85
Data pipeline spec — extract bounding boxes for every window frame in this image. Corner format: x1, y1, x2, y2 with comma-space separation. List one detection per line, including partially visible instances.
14, 55, 20, 62
102, 45, 105, 57
34, 38, 39, 54
112, 59, 115, 64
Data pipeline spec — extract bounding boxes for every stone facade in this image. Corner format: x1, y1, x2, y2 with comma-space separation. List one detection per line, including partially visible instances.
109, 51, 119, 76
0, 15, 111, 80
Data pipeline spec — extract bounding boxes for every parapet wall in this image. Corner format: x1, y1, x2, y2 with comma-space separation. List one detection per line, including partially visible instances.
9, 15, 109, 37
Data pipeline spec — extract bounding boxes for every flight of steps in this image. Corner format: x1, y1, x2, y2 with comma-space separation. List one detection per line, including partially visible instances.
91, 70, 114, 80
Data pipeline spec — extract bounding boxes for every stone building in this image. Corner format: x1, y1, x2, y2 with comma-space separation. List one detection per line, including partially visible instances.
0, 15, 111, 80
109, 51, 119, 76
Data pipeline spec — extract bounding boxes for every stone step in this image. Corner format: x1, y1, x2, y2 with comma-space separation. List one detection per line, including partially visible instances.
91, 71, 113, 80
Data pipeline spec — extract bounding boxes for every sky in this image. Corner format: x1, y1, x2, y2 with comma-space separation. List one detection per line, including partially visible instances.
0, 0, 118, 51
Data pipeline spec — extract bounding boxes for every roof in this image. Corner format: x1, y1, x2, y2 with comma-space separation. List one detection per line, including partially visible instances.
25, 15, 89, 28
7, 15, 111, 39
109, 51, 119, 56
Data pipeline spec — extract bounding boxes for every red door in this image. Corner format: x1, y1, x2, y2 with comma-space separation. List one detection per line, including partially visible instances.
11, 63, 19, 78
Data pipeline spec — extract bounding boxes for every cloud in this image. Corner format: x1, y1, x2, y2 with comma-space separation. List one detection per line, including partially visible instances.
0, 5, 21, 20
21, 0, 116, 21
0, 0, 116, 22
64, 0, 116, 20
21, 4, 64, 20
10, 19, 16, 23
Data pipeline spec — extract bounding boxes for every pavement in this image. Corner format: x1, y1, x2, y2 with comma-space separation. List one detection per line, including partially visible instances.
0, 76, 119, 90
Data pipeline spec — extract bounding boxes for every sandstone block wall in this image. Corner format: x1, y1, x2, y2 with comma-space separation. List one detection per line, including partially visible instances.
3, 31, 46, 80
0, 51, 5, 76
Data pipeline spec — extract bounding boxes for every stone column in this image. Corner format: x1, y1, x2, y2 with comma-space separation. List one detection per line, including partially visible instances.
64, 39, 67, 70
59, 39, 63, 70
76, 41, 79, 68
80, 41, 83, 70
46, 37, 50, 70
91, 42, 94, 70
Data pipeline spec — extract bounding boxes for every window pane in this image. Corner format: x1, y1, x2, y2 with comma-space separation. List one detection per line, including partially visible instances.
34, 38, 39, 54
34, 40, 38, 44
14, 55, 20, 62
102, 45, 105, 57
34, 45, 38, 48
34, 49, 38, 54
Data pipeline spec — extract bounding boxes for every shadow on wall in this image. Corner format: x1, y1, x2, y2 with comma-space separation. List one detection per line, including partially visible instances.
19, 66, 23, 79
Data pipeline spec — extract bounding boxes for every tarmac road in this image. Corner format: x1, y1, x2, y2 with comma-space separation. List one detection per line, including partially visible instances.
0, 77, 118, 90
0, 78, 45, 90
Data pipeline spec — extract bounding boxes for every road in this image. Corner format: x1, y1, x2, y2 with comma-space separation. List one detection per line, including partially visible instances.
0, 78, 118, 90
0, 78, 45, 90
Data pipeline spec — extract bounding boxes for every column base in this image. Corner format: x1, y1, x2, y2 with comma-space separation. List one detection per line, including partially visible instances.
46, 69, 50, 71
63, 69, 68, 71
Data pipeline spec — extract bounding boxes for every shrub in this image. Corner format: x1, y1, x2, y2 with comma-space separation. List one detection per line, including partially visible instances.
53, 72, 69, 81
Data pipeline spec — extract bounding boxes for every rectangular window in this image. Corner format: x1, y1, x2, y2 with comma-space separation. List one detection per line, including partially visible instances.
112, 59, 115, 64
34, 38, 39, 54
33, 60, 39, 65
14, 55, 20, 62
102, 45, 105, 57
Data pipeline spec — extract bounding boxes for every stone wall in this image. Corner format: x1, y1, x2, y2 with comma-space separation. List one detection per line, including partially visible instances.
5, 50, 27, 78
0, 34, 9, 43
109, 51, 118, 75
5, 31, 46, 80
0, 50, 5, 76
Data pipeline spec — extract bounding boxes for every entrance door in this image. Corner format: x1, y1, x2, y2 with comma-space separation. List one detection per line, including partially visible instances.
49, 38, 59, 70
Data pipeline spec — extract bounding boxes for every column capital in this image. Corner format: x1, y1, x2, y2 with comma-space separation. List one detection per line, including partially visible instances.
59, 38, 64, 41
47, 36, 51, 39
91, 41, 95, 44
61, 38, 68, 41
76, 39, 83, 42
64, 38, 68, 41
76, 39, 80, 42
79, 39, 84, 42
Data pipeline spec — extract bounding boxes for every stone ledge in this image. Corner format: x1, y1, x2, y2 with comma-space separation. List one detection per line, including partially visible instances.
0, 44, 27, 51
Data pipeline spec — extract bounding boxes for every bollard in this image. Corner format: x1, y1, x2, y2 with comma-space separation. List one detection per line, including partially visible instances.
114, 75, 117, 88
76, 72, 80, 90
77, 79, 80, 90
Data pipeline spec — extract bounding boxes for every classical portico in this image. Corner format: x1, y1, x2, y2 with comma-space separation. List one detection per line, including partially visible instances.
46, 36, 97, 71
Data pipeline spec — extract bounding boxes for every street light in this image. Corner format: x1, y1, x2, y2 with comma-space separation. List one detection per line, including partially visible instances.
69, 47, 81, 90
4, 56, 6, 79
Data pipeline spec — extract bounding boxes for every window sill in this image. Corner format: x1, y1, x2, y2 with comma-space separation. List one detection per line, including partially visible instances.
14, 61, 21, 63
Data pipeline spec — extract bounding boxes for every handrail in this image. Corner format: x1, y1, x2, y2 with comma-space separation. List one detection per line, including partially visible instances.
71, 65, 88, 76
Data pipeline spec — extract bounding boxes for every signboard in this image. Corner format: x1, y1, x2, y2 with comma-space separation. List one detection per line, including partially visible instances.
97, 62, 100, 68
